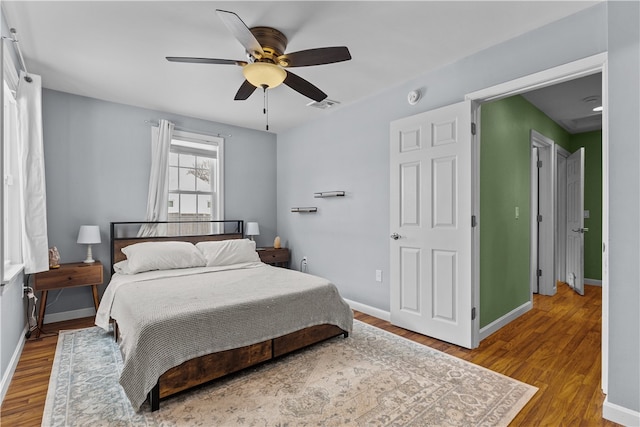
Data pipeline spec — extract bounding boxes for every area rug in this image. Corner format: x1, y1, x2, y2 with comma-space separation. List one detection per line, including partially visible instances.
42, 321, 536, 426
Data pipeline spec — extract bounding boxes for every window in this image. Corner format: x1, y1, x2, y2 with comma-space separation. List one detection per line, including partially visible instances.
167, 130, 224, 235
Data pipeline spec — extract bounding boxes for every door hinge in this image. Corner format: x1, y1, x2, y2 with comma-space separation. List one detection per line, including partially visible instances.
471, 307, 476, 320
537, 214, 543, 223
537, 160, 543, 168
471, 215, 477, 228
537, 269, 542, 277
471, 122, 477, 135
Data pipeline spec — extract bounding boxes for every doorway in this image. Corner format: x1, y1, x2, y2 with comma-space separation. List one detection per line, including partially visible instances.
530, 130, 590, 298
530, 130, 555, 296
467, 53, 608, 390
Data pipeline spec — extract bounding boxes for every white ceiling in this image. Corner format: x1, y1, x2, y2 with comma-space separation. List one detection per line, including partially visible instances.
2, 1, 600, 133
522, 73, 602, 134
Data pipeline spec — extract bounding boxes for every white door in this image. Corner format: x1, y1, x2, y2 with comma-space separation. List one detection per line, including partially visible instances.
566, 148, 585, 296
390, 101, 474, 349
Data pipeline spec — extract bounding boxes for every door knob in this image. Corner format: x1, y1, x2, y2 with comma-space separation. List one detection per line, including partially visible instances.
572, 228, 589, 233
390, 233, 401, 240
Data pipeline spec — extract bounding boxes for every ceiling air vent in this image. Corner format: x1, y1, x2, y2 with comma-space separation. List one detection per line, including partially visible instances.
306, 99, 340, 109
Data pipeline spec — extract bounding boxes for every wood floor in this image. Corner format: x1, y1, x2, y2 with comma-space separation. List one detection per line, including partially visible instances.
1, 283, 617, 426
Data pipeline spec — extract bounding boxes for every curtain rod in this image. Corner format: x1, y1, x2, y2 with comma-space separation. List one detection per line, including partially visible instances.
2, 28, 32, 83
145, 120, 232, 138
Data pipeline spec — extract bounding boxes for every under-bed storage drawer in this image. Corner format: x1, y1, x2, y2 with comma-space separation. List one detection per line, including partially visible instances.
159, 340, 273, 398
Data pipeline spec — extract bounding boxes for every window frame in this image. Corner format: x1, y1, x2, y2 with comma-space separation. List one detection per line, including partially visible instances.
167, 129, 224, 224
2, 46, 24, 283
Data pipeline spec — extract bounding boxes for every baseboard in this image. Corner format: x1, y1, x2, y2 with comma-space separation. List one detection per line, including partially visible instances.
344, 298, 391, 322
603, 396, 640, 426
585, 278, 602, 287
479, 301, 533, 340
44, 307, 96, 324
0, 324, 27, 405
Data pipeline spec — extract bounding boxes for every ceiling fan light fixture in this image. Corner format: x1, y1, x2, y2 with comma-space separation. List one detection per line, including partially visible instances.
243, 62, 286, 89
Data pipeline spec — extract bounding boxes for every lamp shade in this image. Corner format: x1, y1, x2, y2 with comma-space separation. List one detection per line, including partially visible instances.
246, 222, 260, 237
242, 62, 286, 89
77, 225, 101, 244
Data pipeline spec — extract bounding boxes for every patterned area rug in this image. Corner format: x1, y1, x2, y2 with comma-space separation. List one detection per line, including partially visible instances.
43, 321, 536, 426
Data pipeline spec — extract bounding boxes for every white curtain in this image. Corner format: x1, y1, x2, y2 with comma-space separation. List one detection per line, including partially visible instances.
17, 71, 48, 274
138, 119, 174, 237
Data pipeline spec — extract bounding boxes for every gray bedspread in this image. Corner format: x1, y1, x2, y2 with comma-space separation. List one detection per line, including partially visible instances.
95, 263, 353, 410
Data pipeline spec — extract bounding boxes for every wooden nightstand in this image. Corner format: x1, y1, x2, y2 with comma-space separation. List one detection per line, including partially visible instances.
257, 247, 290, 268
33, 261, 103, 337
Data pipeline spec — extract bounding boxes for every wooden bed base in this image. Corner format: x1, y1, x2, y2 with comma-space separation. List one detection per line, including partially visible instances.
109, 221, 350, 412
146, 324, 348, 411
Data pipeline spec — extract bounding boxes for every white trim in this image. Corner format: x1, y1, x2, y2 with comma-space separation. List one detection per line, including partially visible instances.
465, 53, 607, 103
471, 101, 481, 349
1, 263, 23, 287
344, 298, 390, 322
584, 278, 602, 287
0, 264, 23, 294
479, 301, 533, 340
0, 323, 27, 405
555, 146, 570, 285
43, 307, 96, 324
600, 58, 609, 395
530, 130, 556, 296
603, 397, 640, 426
167, 129, 225, 224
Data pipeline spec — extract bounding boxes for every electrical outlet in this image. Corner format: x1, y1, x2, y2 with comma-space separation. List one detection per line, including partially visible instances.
302, 256, 308, 264
375, 270, 382, 282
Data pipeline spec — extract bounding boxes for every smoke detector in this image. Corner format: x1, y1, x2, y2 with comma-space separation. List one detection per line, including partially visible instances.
407, 89, 421, 105
306, 99, 340, 109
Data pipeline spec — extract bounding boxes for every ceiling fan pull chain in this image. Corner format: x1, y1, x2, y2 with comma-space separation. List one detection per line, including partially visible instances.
262, 85, 269, 131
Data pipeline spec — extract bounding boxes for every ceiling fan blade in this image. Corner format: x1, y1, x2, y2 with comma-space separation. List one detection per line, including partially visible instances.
166, 57, 247, 66
278, 47, 351, 68
283, 71, 327, 102
215, 9, 264, 59
234, 80, 257, 100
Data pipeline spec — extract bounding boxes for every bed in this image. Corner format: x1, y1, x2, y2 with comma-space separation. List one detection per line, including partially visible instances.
95, 220, 353, 412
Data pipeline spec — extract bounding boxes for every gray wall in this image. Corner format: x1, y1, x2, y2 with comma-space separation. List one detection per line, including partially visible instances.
0, 272, 26, 399
278, 1, 639, 416
41, 89, 277, 316
278, 4, 606, 310
607, 0, 640, 413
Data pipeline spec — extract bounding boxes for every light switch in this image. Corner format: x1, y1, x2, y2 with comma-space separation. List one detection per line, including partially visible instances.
515, 206, 519, 219
584, 210, 590, 219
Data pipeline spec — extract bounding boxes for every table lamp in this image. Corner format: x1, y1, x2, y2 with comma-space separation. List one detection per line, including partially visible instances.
77, 225, 101, 263
246, 222, 260, 241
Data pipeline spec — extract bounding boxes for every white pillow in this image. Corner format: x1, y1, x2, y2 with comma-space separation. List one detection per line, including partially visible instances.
120, 241, 206, 274
113, 260, 133, 275
196, 239, 260, 267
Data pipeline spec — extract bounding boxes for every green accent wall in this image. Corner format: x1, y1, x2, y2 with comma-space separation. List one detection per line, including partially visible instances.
480, 95, 573, 328
570, 130, 602, 281
480, 96, 603, 328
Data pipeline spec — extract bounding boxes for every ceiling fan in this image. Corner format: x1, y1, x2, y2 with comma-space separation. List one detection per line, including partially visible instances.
167, 9, 352, 102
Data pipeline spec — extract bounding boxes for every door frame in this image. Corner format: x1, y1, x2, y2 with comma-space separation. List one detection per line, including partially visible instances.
530, 130, 556, 296
555, 145, 571, 286
465, 52, 608, 391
